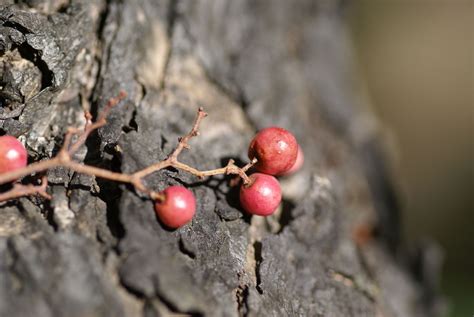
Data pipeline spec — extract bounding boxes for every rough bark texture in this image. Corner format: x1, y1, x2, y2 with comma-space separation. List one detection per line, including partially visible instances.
0, 1, 444, 316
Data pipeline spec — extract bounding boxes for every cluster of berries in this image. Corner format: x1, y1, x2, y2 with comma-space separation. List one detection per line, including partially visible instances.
155, 127, 303, 228
0, 126, 303, 229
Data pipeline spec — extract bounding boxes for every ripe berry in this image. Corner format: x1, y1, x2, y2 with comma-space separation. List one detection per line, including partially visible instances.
154, 186, 196, 229
240, 173, 282, 216
248, 127, 298, 175
282, 145, 304, 175
0, 135, 28, 174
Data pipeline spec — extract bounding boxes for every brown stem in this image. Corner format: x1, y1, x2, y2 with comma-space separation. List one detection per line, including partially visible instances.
132, 107, 208, 180
64, 161, 132, 184
0, 159, 60, 185
169, 107, 207, 161
0, 176, 51, 202
67, 91, 126, 156
0, 99, 257, 202
172, 159, 252, 184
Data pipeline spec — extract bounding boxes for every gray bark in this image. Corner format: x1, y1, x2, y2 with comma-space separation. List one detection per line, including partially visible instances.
0, 1, 444, 316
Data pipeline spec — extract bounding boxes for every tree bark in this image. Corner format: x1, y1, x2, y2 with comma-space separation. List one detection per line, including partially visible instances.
0, 1, 444, 316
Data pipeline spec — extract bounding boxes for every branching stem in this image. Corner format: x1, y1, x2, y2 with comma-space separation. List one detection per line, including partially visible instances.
0, 93, 256, 202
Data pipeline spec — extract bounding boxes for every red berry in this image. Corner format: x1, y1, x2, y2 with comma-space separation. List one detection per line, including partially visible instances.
248, 127, 298, 175
0, 135, 27, 174
240, 173, 282, 216
282, 145, 304, 175
154, 186, 196, 228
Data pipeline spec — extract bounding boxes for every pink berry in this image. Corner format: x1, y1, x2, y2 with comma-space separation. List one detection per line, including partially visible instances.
282, 145, 304, 175
0, 135, 27, 174
248, 127, 298, 175
154, 186, 196, 228
240, 173, 282, 216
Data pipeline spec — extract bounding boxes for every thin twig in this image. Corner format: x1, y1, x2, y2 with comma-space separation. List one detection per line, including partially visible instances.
67, 91, 125, 156
0, 176, 51, 202
0, 95, 257, 202
169, 107, 207, 161
132, 107, 208, 179
0, 158, 60, 185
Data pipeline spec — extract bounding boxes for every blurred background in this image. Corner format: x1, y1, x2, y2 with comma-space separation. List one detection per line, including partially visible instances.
349, 1, 473, 316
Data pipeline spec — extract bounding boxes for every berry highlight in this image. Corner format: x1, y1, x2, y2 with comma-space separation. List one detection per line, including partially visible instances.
0, 135, 28, 175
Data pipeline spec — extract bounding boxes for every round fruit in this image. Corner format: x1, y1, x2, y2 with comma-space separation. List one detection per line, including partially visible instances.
154, 186, 196, 228
240, 173, 282, 216
0, 135, 28, 174
248, 127, 298, 175
282, 145, 304, 175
